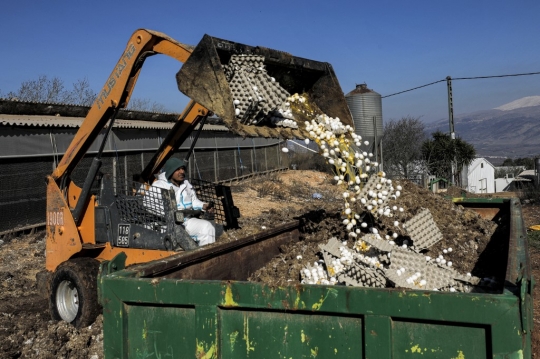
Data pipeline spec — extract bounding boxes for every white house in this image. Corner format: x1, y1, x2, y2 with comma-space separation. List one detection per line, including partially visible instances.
460, 158, 495, 194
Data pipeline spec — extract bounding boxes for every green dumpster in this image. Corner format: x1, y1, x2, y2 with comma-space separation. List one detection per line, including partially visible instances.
99, 198, 533, 358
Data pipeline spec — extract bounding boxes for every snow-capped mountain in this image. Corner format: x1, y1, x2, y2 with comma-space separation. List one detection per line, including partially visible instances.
494, 96, 540, 111
424, 96, 540, 159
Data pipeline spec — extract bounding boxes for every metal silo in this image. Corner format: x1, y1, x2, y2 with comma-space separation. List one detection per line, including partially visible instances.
345, 84, 384, 166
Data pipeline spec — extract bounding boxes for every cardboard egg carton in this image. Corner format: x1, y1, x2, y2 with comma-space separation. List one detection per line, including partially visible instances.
434, 261, 481, 286
356, 174, 394, 218
358, 233, 394, 252
320, 250, 341, 278
318, 237, 346, 258
337, 261, 386, 288
386, 248, 457, 290
225, 54, 290, 124
403, 208, 443, 251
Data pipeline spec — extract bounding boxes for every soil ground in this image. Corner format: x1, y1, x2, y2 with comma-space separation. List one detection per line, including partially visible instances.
0, 169, 539, 358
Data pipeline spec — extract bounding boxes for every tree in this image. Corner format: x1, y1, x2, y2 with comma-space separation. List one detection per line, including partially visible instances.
1, 75, 168, 111
502, 158, 515, 166
127, 98, 168, 112
514, 157, 534, 170
422, 131, 476, 186
6, 75, 68, 103
4, 75, 97, 106
64, 78, 96, 106
382, 116, 426, 179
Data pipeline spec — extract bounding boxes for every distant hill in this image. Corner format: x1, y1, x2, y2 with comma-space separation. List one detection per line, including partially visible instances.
424, 97, 540, 160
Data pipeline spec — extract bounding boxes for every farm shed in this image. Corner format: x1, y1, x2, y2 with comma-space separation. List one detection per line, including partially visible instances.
0, 108, 286, 234
460, 157, 495, 194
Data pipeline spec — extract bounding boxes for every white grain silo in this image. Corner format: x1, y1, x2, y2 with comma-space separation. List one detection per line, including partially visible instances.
345, 84, 383, 168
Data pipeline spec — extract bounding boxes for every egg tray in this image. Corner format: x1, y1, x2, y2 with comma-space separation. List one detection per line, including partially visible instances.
321, 250, 342, 278
318, 237, 346, 258
434, 262, 481, 285
337, 261, 387, 288
356, 174, 394, 218
318, 237, 385, 287
224, 54, 291, 125
359, 233, 394, 252
319, 237, 353, 278
386, 248, 458, 290
403, 208, 443, 251
378, 252, 391, 265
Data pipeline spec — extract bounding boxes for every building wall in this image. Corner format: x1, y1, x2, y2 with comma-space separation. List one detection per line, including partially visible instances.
0, 125, 287, 234
465, 158, 495, 193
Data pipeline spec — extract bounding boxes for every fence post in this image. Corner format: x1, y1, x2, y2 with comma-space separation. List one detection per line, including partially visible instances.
264, 147, 268, 171
124, 156, 128, 189
112, 156, 117, 194
214, 150, 218, 183
189, 152, 193, 179
234, 149, 238, 178
251, 147, 254, 173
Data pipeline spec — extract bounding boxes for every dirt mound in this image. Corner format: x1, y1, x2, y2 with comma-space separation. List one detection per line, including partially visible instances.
247, 177, 504, 289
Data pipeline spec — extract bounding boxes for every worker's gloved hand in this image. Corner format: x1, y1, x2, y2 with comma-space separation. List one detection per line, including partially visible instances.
204, 201, 215, 214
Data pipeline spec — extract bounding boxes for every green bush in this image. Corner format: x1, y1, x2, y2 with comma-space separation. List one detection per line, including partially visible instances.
519, 186, 540, 204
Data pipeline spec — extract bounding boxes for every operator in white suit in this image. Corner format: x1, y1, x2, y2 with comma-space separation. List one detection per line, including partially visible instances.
152, 157, 216, 246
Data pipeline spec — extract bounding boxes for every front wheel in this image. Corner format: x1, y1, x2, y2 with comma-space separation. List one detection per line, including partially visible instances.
48, 257, 101, 328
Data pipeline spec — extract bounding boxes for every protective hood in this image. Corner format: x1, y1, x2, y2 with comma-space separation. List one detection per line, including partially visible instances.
163, 158, 185, 180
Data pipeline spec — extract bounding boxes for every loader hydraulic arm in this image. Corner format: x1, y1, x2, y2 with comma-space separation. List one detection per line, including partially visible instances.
51, 29, 208, 185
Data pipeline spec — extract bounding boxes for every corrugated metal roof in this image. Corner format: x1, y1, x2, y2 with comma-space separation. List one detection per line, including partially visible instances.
0, 114, 229, 131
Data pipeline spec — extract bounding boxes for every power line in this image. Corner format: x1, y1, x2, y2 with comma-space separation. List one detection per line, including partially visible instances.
452, 71, 540, 80
381, 79, 445, 98
381, 71, 540, 99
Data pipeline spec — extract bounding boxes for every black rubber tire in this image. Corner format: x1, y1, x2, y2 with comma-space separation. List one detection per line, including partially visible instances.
48, 257, 101, 328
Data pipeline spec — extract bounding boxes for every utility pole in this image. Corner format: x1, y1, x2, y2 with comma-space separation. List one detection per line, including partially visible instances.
446, 76, 456, 185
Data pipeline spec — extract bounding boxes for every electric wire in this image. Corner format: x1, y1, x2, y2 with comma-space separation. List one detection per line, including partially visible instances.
452, 71, 540, 81
382, 71, 540, 99
382, 79, 445, 98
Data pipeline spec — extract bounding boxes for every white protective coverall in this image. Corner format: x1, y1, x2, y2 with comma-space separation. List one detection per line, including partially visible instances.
152, 172, 216, 246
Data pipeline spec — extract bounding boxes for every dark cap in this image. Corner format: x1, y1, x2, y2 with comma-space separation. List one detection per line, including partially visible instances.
163, 158, 185, 179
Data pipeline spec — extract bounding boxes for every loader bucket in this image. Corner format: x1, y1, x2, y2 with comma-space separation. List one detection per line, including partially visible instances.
176, 34, 353, 139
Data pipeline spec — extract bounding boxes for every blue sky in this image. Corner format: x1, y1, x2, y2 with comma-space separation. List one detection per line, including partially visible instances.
1, 0, 539, 123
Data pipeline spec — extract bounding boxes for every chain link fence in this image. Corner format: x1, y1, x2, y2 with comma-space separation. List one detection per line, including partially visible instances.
0, 144, 286, 235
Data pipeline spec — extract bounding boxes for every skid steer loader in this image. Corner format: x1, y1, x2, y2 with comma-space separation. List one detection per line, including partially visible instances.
42, 28, 353, 327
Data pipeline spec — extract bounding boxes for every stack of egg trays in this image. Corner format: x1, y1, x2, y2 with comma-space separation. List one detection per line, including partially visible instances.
318, 237, 345, 278
403, 208, 443, 251
319, 237, 386, 288
356, 175, 394, 218
225, 54, 290, 124
337, 261, 387, 288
